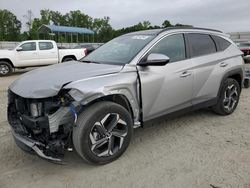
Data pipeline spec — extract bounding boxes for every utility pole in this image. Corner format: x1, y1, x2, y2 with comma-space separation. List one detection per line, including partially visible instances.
23, 10, 34, 36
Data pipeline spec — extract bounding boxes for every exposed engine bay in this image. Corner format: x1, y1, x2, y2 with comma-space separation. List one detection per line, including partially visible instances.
7, 89, 79, 161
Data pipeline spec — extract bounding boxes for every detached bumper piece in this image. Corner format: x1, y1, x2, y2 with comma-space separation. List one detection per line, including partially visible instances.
12, 130, 62, 162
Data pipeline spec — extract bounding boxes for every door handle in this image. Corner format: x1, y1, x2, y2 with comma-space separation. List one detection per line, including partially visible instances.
180, 71, 192, 78
220, 62, 228, 67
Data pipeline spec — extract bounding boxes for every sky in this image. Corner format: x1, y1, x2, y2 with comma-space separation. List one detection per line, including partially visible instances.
0, 0, 249, 33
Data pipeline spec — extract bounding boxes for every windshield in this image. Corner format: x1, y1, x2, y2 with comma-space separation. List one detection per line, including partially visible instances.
81, 34, 155, 65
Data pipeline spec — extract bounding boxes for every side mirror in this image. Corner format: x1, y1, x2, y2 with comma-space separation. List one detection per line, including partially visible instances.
16, 47, 23, 52
138, 53, 170, 66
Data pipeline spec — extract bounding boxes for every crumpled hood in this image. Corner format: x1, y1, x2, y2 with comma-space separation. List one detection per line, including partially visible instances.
9, 61, 123, 98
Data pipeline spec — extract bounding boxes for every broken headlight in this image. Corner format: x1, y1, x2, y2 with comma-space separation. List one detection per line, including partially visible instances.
30, 102, 42, 117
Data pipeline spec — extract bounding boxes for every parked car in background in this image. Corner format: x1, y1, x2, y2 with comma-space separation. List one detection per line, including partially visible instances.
244, 68, 250, 88
8, 27, 244, 164
0, 40, 86, 76
236, 42, 250, 63
73, 43, 101, 55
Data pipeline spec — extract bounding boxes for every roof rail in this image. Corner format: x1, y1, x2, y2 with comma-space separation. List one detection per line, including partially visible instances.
160, 26, 222, 34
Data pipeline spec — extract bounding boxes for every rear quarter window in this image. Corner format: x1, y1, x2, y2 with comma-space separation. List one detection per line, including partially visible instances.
211, 35, 231, 51
187, 33, 216, 57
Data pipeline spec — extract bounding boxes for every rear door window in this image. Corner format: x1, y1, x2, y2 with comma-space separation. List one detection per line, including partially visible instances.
39, 42, 54, 50
187, 33, 216, 57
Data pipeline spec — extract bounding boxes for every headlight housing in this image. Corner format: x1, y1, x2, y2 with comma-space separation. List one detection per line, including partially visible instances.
30, 102, 42, 117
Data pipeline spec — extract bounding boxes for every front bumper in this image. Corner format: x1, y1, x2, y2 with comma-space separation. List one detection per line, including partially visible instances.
7, 90, 76, 162
12, 129, 62, 162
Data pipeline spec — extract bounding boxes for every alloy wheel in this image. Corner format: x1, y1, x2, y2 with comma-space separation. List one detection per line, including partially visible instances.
223, 84, 238, 112
0, 64, 9, 75
89, 113, 128, 157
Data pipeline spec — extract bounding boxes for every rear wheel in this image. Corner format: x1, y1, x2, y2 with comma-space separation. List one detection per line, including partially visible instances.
73, 101, 133, 164
62, 57, 75, 62
212, 78, 241, 115
0, 61, 13, 76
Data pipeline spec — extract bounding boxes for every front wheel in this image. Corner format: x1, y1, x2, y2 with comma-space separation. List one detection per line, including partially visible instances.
73, 101, 133, 164
0, 61, 13, 76
212, 78, 241, 115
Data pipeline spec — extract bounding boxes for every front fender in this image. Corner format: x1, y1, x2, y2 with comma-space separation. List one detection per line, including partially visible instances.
64, 72, 140, 121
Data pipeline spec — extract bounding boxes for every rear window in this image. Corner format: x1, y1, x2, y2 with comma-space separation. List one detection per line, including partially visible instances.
211, 35, 231, 51
187, 33, 216, 57
39, 42, 53, 50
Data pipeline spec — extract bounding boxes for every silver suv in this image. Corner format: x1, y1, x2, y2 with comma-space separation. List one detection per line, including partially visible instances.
8, 27, 245, 164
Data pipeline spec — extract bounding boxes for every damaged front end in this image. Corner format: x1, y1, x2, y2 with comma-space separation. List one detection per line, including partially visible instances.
7, 89, 78, 162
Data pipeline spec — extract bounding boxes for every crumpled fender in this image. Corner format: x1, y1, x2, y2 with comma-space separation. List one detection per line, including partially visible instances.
64, 71, 140, 121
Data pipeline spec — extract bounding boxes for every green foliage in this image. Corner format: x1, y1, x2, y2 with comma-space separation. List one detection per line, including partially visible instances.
162, 20, 172, 28
114, 21, 152, 37
0, 9, 21, 41
0, 9, 192, 42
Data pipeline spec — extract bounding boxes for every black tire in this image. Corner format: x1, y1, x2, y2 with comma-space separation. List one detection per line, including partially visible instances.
14, 137, 35, 154
73, 101, 133, 164
212, 78, 241, 115
62, 57, 75, 62
0, 61, 13, 76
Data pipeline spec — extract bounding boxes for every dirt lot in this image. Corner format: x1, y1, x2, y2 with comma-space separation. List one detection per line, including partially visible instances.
0, 69, 250, 188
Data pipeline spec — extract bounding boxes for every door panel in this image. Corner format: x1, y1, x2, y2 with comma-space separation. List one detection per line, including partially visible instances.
185, 33, 229, 105
138, 60, 193, 121
38, 42, 58, 65
191, 53, 233, 105
15, 42, 39, 67
138, 34, 193, 121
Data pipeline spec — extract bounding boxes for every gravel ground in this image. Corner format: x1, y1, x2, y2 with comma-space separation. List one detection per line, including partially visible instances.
0, 68, 250, 188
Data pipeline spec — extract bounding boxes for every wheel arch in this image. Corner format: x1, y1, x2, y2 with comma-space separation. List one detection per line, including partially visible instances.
70, 89, 140, 125
217, 68, 244, 98
84, 94, 134, 119
0, 58, 14, 68
62, 55, 76, 62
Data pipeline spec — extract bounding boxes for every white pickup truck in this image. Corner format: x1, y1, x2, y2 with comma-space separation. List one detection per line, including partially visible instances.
0, 40, 86, 76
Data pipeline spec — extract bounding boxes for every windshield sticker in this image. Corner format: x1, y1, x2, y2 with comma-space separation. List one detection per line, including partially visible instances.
132, 35, 151, 40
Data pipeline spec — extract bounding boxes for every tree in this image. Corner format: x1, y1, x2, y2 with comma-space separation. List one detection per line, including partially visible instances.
162, 20, 172, 28
50, 11, 67, 26
0, 8, 192, 43
142, 21, 151, 29
0, 9, 21, 41
66, 10, 93, 28
113, 21, 152, 37
40, 9, 51, 25
93, 17, 114, 42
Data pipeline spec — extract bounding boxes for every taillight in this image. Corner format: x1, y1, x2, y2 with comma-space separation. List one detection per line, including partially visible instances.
83, 48, 87, 55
